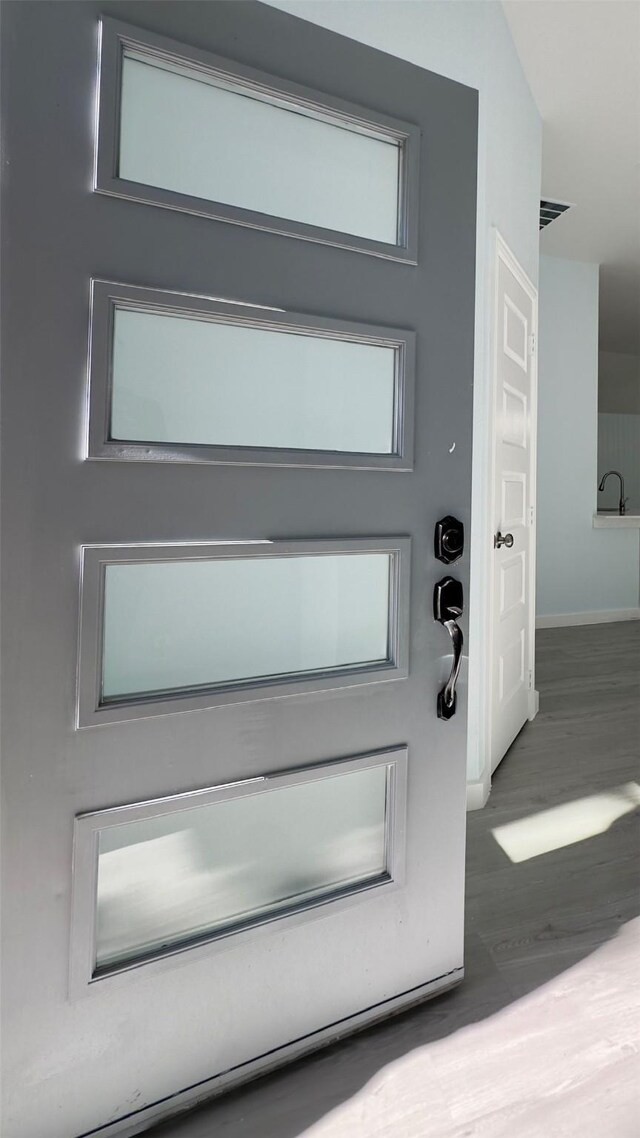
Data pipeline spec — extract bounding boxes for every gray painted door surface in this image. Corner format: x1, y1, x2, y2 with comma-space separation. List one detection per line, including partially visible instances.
0, 3, 477, 1136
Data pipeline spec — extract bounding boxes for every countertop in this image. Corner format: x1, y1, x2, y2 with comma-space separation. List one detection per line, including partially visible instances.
593, 511, 640, 529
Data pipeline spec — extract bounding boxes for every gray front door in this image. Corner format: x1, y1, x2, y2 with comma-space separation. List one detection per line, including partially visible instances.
0, 3, 477, 1136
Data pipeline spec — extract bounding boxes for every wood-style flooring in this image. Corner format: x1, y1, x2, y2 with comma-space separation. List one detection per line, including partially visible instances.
149, 621, 640, 1138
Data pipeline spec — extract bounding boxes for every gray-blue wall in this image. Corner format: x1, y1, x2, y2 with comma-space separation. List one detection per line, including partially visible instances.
537, 256, 640, 618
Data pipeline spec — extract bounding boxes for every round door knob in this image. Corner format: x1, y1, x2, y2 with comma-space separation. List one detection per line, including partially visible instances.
494, 531, 514, 549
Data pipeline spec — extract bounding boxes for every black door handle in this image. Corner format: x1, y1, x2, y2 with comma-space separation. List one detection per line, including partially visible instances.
433, 576, 464, 720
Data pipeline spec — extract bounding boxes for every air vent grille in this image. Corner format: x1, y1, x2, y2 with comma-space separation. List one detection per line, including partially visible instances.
540, 199, 572, 230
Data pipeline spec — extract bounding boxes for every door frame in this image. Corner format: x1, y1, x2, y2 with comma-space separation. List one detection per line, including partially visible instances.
482, 230, 539, 802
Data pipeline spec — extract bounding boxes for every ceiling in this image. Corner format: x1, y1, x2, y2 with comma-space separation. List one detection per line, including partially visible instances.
503, 0, 640, 355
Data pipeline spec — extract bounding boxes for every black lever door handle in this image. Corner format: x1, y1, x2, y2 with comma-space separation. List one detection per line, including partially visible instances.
434, 576, 464, 720
438, 619, 463, 719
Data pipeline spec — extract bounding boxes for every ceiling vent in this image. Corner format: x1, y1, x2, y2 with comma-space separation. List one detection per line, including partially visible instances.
540, 199, 572, 231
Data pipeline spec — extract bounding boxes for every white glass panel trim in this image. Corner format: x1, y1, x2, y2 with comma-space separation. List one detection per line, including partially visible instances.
94, 20, 420, 261
118, 52, 400, 245
95, 765, 388, 971
69, 748, 408, 993
101, 553, 391, 700
86, 281, 416, 470
110, 306, 396, 454
75, 539, 407, 719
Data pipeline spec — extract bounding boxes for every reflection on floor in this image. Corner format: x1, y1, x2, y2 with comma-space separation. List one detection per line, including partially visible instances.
150, 621, 640, 1138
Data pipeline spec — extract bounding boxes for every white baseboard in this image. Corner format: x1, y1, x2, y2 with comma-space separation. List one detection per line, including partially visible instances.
466, 779, 490, 811
536, 608, 640, 629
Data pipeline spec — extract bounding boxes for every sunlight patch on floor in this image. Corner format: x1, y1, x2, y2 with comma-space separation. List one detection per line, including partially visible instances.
295, 918, 640, 1138
491, 783, 640, 863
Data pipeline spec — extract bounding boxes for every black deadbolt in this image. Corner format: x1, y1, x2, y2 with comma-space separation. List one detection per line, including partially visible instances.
434, 515, 464, 564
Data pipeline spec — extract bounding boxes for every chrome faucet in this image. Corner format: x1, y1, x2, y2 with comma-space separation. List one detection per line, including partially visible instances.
598, 470, 628, 515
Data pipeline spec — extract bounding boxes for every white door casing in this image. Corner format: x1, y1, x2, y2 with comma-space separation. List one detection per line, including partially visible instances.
489, 233, 538, 775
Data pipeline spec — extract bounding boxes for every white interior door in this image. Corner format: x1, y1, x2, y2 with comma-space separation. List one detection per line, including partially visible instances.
0, 4, 478, 1137
489, 234, 538, 775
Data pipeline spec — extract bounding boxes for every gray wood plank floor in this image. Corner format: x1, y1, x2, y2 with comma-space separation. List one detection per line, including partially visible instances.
149, 622, 640, 1138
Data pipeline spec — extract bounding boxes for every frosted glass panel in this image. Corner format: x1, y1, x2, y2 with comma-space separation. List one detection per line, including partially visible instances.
110, 307, 396, 453
95, 765, 388, 970
119, 54, 400, 243
101, 554, 391, 701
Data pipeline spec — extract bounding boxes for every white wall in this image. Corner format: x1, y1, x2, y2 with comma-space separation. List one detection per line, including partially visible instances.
265, 0, 542, 792
537, 256, 640, 619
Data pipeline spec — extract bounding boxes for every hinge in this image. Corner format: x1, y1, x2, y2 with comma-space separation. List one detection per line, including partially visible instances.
529, 332, 536, 355
527, 669, 533, 690
529, 505, 534, 526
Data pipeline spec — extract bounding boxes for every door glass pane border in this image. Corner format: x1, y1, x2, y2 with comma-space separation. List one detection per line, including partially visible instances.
76, 538, 411, 728
69, 747, 408, 997
94, 17, 420, 262
86, 280, 416, 470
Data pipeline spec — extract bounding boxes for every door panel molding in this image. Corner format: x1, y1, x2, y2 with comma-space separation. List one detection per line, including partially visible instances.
501, 471, 527, 529
498, 551, 526, 620
76, 538, 411, 727
69, 747, 408, 998
86, 279, 416, 470
503, 293, 529, 371
95, 18, 421, 262
487, 231, 538, 780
